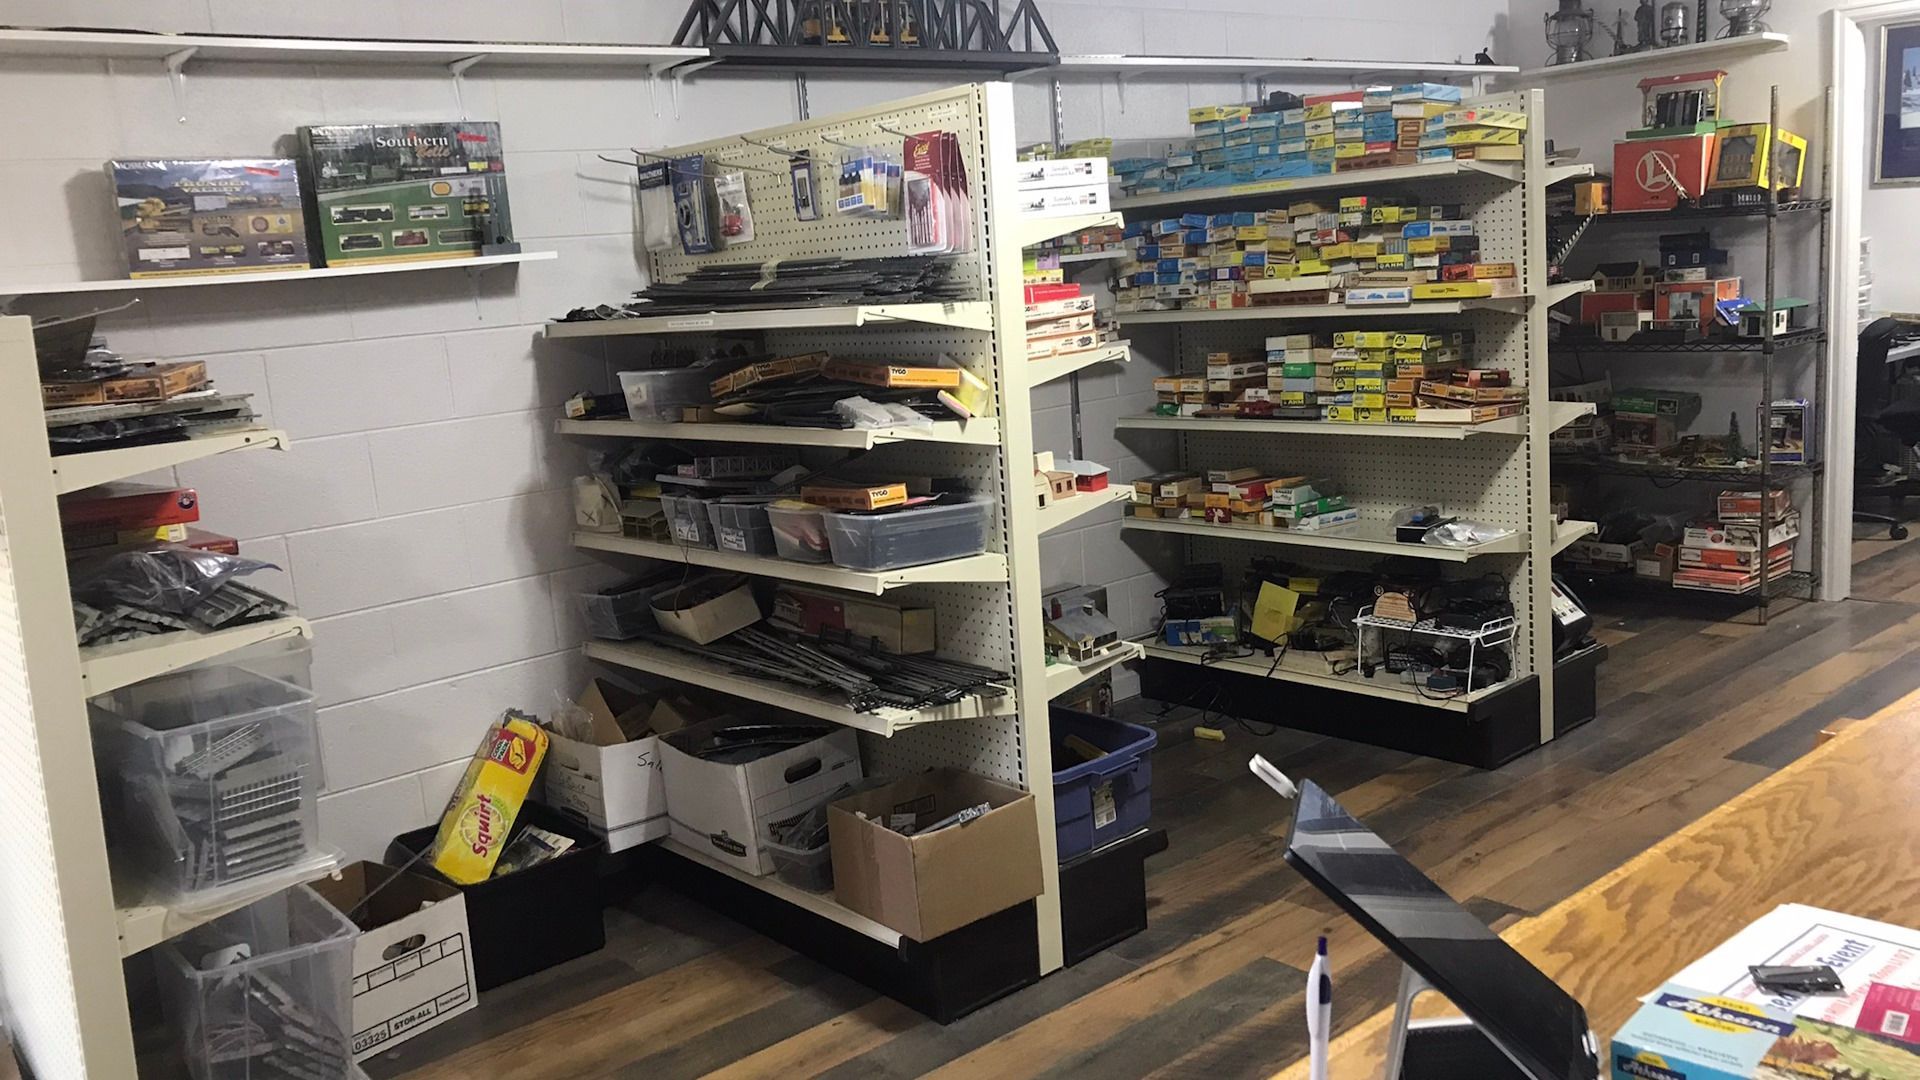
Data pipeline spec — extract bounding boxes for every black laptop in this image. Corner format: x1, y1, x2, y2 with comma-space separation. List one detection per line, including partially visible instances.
1282, 778, 1601, 1080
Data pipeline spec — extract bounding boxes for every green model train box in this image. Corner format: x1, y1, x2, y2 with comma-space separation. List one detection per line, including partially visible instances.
297, 121, 514, 265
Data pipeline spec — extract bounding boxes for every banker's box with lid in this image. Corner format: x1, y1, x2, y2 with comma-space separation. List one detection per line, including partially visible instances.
91, 662, 321, 903
158, 884, 357, 1080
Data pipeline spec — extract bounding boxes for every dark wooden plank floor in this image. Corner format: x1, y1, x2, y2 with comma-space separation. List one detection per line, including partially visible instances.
374, 579, 1920, 1080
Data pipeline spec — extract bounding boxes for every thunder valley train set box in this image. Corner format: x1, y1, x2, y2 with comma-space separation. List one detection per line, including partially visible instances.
296, 121, 514, 265
108, 158, 310, 277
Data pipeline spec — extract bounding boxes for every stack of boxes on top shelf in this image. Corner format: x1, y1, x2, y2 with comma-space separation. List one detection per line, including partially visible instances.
1150, 329, 1521, 426
1012, 155, 1111, 221
1672, 489, 1797, 594
1111, 83, 1522, 197
1112, 187, 1518, 315
1129, 468, 1355, 533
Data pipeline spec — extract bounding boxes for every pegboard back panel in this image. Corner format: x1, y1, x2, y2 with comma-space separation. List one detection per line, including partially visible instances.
888, 581, 1016, 675
648, 83, 992, 302
862, 714, 1026, 787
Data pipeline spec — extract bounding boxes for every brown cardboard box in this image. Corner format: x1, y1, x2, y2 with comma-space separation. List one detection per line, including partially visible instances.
41, 360, 207, 407
772, 585, 936, 654
649, 576, 761, 644
828, 768, 1043, 941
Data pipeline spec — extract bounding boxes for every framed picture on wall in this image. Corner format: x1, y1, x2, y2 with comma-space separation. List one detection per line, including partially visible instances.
1877, 22, 1920, 184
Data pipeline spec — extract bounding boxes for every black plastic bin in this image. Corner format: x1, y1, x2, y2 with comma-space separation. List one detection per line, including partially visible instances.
386, 802, 606, 990
1060, 827, 1167, 966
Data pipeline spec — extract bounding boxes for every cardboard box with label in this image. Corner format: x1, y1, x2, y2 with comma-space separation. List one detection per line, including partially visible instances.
543, 679, 694, 853
828, 768, 1044, 941
1612, 134, 1716, 213
771, 585, 936, 654
660, 721, 861, 876
311, 862, 477, 1061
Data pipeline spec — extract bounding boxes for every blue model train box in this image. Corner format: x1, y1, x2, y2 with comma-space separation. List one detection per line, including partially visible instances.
109, 158, 309, 277
1614, 981, 1920, 1080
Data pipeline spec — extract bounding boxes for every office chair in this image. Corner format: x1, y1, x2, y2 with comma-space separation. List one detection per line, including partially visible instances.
1857, 317, 1920, 540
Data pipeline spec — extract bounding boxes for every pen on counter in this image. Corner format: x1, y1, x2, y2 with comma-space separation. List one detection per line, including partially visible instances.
1307, 935, 1331, 1080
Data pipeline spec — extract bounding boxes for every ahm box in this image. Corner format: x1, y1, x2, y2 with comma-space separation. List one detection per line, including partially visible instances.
298, 121, 512, 265
108, 158, 309, 277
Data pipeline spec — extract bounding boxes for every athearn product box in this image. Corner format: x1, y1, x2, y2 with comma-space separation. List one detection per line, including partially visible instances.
298, 121, 511, 265
1611, 981, 1920, 1080
109, 159, 309, 277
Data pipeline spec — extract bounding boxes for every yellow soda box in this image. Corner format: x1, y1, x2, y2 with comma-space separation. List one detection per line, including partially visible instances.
428, 710, 550, 884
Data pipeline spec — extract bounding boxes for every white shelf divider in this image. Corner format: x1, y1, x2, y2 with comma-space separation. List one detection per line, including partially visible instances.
1013, 212, 1124, 251
554, 417, 1000, 449
79, 618, 312, 698
1045, 641, 1144, 700
1036, 487, 1132, 534
51, 428, 288, 496
1122, 516, 1528, 562
0, 251, 555, 299
572, 531, 1007, 595
1514, 33, 1788, 81
1551, 519, 1599, 556
1026, 341, 1130, 388
543, 301, 993, 338
660, 838, 900, 946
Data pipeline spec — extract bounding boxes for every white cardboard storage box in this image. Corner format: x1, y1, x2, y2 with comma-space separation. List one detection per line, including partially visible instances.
659, 721, 861, 876
544, 731, 667, 853
311, 862, 477, 1062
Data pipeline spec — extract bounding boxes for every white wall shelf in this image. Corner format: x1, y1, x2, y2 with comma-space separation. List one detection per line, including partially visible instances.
116, 855, 338, 958
1057, 250, 1128, 265
1115, 297, 1528, 324
1036, 487, 1132, 534
584, 639, 1013, 737
1548, 400, 1598, 432
554, 417, 1000, 449
543, 301, 994, 338
1113, 414, 1528, 439
78, 617, 312, 698
1112, 161, 1525, 212
1143, 642, 1500, 712
0, 28, 706, 71
1027, 341, 1129, 388
51, 428, 288, 496
1550, 519, 1599, 556
1009, 53, 1517, 82
572, 532, 1008, 595
1014, 212, 1123, 251
1121, 517, 1527, 562
660, 838, 900, 946
1045, 641, 1144, 700
0, 252, 556, 300
1514, 33, 1789, 82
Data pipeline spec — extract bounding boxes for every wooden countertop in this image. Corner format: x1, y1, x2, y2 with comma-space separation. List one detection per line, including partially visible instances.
1275, 689, 1920, 1079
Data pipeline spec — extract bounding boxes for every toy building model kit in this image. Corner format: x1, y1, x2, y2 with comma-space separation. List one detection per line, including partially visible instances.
297, 121, 516, 265
108, 159, 309, 277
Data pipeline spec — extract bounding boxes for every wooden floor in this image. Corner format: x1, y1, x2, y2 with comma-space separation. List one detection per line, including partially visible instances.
373, 575, 1920, 1080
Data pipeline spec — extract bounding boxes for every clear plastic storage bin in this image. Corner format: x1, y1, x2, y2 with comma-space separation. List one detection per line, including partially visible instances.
92, 664, 320, 902
706, 500, 778, 555
823, 500, 992, 571
764, 838, 833, 891
618, 367, 712, 421
765, 502, 833, 563
159, 884, 357, 1080
578, 578, 667, 640
660, 492, 716, 548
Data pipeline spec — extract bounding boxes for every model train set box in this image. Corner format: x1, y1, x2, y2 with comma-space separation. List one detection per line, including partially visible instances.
296, 122, 513, 265
108, 158, 309, 277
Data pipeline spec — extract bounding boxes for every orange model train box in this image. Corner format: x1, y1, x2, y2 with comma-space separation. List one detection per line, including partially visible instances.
1612, 134, 1716, 212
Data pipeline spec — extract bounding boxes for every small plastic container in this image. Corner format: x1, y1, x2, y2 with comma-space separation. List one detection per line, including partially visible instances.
766, 502, 833, 563
659, 492, 716, 548
159, 884, 357, 1080
1049, 705, 1158, 861
764, 838, 834, 892
91, 664, 321, 902
823, 499, 991, 571
578, 578, 667, 640
706, 500, 778, 556
618, 367, 711, 421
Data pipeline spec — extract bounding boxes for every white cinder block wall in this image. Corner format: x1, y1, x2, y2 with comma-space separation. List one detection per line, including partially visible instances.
2, 0, 1503, 861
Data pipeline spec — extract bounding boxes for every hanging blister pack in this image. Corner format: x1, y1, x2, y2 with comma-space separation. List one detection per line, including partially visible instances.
636, 160, 676, 252
672, 154, 718, 255
789, 150, 821, 221
903, 130, 972, 255
713, 170, 755, 245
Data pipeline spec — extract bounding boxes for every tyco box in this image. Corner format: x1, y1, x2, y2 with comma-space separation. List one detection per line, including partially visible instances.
298, 122, 512, 265
310, 862, 477, 1062
828, 768, 1043, 941
108, 159, 309, 277
1612, 134, 1716, 212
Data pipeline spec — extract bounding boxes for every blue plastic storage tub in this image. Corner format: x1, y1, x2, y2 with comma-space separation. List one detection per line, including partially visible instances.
1050, 706, 1157, 860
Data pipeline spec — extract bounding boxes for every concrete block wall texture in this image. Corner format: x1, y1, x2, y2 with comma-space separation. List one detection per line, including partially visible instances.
0, 0, 1503, 859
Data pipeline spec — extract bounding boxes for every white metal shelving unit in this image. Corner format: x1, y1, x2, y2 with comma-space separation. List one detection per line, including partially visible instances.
0, 251, 555, 301
1116, 88, 1564, 740
0, 317, 320, 1077
549, 84, 1071, 974
1512, 32, 1788, 81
